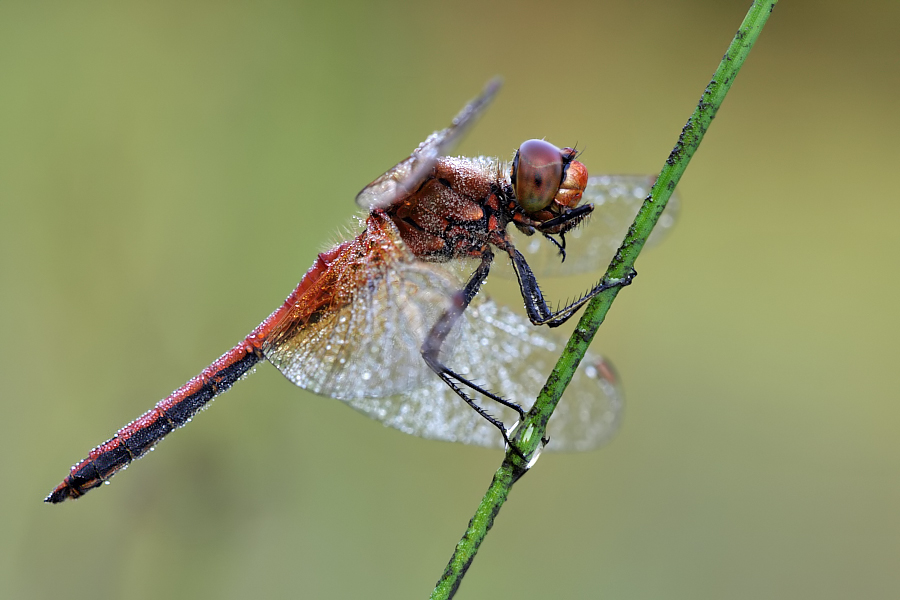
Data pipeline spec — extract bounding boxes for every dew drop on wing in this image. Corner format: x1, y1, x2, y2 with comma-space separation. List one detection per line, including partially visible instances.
321, 261, 627, 450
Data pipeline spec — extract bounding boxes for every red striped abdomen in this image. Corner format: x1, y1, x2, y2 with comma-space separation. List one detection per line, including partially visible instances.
45, 242, 350, 503
44, 340, 266, 503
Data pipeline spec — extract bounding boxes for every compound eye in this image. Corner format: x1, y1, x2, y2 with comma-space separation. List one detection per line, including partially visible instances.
512, 139, 564, 213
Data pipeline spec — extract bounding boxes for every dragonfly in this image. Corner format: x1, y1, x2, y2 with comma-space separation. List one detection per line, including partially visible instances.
46, 79, 677, 503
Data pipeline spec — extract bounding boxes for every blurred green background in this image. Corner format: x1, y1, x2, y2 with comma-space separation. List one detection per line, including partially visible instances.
3, 1, 899, 598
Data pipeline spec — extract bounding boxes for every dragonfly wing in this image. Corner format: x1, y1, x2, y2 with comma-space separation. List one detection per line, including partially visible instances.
263, 217, 464, 399
355, 78, 501, 210
342, 295, 624, 451
512, 174, 680, 278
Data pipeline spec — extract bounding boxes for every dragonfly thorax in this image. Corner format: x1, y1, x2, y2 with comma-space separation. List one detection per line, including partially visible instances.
384, 140, 590, 264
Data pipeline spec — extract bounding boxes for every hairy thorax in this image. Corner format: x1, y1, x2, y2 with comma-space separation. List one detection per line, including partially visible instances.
386, 156, 512, 262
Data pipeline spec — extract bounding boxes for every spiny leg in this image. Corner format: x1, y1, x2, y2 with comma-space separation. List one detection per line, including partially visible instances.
420, 249, 528, 454
507, 245, 637, 327
541, 232, 567, 262
433, 371, 525, 455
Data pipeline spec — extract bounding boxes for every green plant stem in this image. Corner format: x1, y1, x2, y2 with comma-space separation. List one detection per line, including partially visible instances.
430, 1, 778, 598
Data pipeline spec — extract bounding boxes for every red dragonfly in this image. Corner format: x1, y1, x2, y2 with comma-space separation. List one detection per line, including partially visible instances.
46, 79, 677, 503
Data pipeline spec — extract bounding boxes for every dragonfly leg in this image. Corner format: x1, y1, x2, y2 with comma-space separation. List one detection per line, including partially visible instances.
536, 203, 593, 233
541, 232, 567, 262
421, 249, 528, 455
432, 370, 526, 457
507, 245, 637, 327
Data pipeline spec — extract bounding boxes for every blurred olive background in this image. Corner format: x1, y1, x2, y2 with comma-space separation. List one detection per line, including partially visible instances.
3, 1, 899, 598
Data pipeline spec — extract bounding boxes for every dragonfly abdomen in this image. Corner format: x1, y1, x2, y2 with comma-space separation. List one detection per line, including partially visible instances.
45, 242, 350, 503
44, 342, 263, 503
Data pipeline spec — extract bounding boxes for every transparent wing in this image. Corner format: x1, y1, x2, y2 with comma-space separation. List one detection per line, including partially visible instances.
264, 227, 464, 400
355, 78, 501, 210
264, 215, 622, 451
343, 294, 625, 452
512, 174, 680, 278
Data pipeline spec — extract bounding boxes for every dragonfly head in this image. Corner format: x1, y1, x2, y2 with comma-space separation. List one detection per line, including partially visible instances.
510, 139, 591, 236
